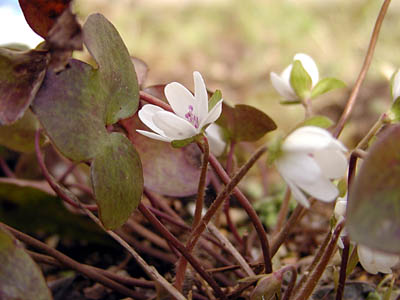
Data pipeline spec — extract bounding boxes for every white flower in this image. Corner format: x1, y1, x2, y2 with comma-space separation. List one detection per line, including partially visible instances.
357, 245, 399, 275
270, 53, 319, 101
205, 123, 226, 156
275, 126, 347, 208
137, 71, 223, 146
392, 69, 400, 101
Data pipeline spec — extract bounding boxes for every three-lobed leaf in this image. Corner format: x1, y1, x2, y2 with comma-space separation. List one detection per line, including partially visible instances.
32, 14, 142, 229
347, 124, 400, 253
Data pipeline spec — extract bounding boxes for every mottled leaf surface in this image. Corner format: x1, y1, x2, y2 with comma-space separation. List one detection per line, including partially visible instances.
347, 125, 400, 253
121, 116, 205, 197
0, 48, 48, 125
217, 103, 277, 142
0, 227, 52, 300
32, 14, 142, 229
91, 133, 143, 229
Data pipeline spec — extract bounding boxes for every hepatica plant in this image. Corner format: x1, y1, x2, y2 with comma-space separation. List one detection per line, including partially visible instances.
1, 1, 400, 300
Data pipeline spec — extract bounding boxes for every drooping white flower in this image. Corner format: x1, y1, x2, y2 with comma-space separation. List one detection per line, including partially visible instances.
205, 123, 226, 156
357, 245, 399, 275
137, 71, 223, 147
275, 126, 347, 208
270, 53, 319, 101
391, 69, 400, 101
333, 196, 399, 274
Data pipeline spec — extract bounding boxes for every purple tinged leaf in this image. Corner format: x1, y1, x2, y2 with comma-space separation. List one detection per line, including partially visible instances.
347, 124, 400, 254
0, 227, 52, 300
0, 48, 49, 125
217, 103, 277, 142
121, 116, 206, 197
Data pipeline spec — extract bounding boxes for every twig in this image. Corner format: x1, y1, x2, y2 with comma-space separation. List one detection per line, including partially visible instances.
333, 0, 392, 138
293, 221, 345, 300
208, 151, 273, 273
282, 265, 298, 300
138, 203, 227, 299
273, 187, 291, 236
84, 208, 187, 300
27, 250, 155, 288
34, 130, 97, 212
207, 223, 255, 277
0, 223, 146, 299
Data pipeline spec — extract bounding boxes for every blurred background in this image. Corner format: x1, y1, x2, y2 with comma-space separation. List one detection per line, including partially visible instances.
2, 0, 400, 144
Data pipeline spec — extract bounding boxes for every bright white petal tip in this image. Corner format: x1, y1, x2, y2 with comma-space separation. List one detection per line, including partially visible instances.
392, 70, 400, 101
275, 126, 347, 206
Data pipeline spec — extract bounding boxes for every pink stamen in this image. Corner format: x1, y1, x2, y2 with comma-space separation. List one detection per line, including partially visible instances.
185, 105, 199, 128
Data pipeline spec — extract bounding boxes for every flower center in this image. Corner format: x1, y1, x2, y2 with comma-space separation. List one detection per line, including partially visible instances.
184, 105, 199, 129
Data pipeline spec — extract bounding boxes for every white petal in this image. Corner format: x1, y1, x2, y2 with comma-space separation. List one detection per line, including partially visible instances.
138, 104, 168, 137
164, 82, 196, 119
276, 152, 321, 186
313, 148, 348, 179
358, 246, 379, 274
334, 198, 347, 222
205, 124, 226, 156
296, 173, 339, 202
200, 99, 223, 129
294, 53, 319, 87
393, 70, 400, 101
193, 71, 209, 121
136, 130, 172, 142
282, 126, 337, 153
282, 174, 310, 208
152, 111, 198, 140
270, 71, 297, 101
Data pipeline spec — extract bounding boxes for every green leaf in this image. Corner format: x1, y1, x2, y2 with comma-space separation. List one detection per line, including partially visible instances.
347, 124, 400, 253
91, 133, 143, 229
0, 226, 52, 300
171, 136, 197, 148
0, 48, 49, 125
120, 116, 207, 197
0, 110, 45, 152
311, 77, 346, 99
32, 14, 143, 229
83, 13, 139, 125
216, 103, 277, 142
208, 90, 222, 112
298, 115, 334, 129
389, 97, 400, 122
290, 60, 312, 100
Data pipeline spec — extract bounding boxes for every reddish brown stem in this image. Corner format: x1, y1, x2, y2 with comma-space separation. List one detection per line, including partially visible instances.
336, 236, 350, 300
294, 222, 345, 300
0, 158, 15, 177
138, 203, 227, 299
333, 0, 392, 138
1, 223, 145, 299
34, 130, 97, 211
